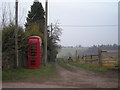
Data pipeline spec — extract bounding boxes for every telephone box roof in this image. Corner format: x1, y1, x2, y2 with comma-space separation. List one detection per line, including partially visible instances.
28, 36, 41, 39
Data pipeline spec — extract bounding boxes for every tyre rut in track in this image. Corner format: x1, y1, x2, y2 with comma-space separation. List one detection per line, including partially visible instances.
44, 63, 118, 88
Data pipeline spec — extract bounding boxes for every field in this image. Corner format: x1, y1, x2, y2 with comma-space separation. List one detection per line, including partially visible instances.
57, 47, 118, 67
57, 47, 88, 58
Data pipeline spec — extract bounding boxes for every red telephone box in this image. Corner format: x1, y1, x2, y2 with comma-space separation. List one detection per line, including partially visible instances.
28, 36, 42, 69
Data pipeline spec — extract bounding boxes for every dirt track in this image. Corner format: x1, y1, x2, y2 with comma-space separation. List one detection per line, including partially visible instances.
2, 63, 118, 88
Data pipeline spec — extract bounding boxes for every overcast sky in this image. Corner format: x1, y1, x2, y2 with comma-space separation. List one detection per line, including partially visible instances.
0, 0, 119, 47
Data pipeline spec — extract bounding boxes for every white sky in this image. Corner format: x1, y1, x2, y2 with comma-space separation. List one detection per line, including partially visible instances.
0, 0, 119, 47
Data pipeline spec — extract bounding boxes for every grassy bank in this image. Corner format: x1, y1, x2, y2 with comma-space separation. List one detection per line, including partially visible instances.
68, 62, 108, 73
2, 63, 58, 81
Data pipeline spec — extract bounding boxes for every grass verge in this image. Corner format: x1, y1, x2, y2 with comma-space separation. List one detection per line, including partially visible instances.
58, 60, 75, 72
68, 62, 108, 73
2, 62, 58, 81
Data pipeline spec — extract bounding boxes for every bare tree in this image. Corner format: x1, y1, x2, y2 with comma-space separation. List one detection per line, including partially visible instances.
1, 2, 7, 28
50, 22, 62, 43
8, 3, 15, 25
0, 2, 16, 29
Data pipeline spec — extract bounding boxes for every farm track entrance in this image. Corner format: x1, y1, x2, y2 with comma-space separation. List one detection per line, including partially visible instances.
2, 63, 118, 88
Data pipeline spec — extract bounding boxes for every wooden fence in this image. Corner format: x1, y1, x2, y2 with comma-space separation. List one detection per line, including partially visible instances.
100, 49, 118, 67
76, 48, 118, 67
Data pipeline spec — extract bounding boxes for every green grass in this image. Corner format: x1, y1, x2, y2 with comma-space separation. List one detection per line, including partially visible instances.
2, 63, 58, 81
68, 62, 108, 73
58, 60, 75, 72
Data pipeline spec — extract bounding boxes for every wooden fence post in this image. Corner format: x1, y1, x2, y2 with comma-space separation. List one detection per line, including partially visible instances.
91, 55, 92, 64
98, 48, 102, 66
78, 55, 79, 61
84, 55, 86, 63
75, 50, 77, 61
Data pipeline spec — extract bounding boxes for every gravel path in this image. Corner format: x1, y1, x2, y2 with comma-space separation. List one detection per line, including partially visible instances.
2, 63, 118, 88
